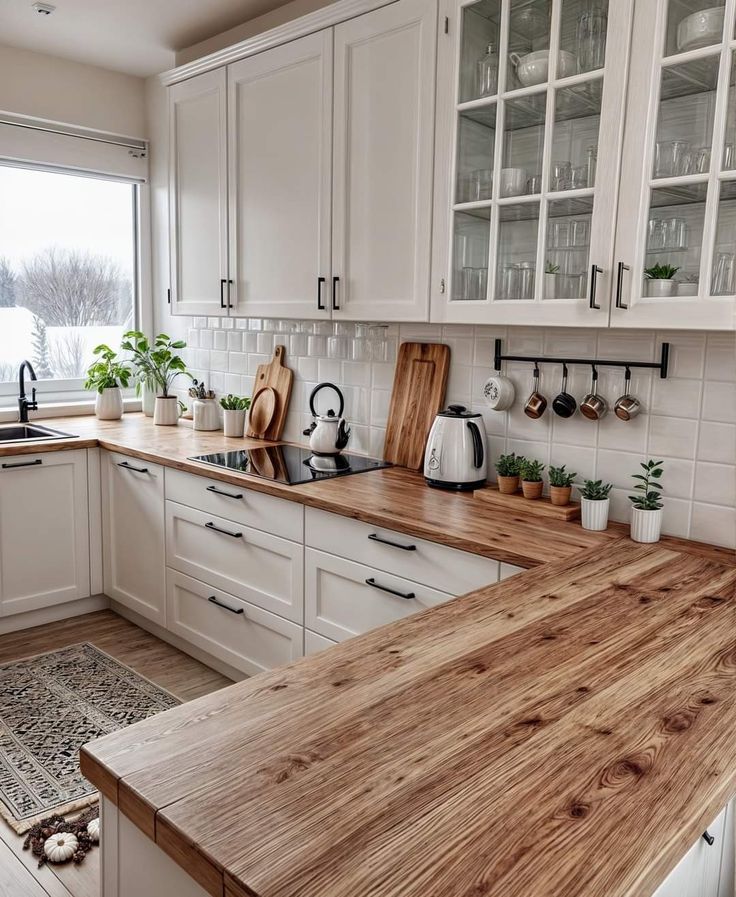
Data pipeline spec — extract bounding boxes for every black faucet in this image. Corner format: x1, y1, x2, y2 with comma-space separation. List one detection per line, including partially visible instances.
18, 360, 38, 423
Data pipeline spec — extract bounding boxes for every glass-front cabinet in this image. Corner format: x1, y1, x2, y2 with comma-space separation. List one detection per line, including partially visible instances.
613, 0, 736, 329
431, 0, 634, 325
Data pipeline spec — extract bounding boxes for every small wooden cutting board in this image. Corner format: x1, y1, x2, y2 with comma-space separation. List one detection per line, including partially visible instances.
246, 346, 293, 440
383, 342, 451, 470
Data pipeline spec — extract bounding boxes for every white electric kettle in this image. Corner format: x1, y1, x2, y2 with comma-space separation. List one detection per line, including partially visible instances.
423, 404, 487, 490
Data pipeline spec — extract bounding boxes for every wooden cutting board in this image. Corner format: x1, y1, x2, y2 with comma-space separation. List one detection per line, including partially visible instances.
474, 485, 581, 521
383, 342, 450, 469
246, 345, 293, 440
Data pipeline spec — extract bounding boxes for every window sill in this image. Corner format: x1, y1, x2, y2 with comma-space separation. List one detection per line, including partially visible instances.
0, 398, 142, 423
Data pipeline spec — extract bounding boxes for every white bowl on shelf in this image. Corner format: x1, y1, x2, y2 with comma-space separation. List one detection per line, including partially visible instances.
677, 7, 725, 52
509, 50, 577, 87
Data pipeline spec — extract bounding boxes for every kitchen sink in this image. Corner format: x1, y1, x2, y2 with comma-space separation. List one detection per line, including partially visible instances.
0, 424, 77, 443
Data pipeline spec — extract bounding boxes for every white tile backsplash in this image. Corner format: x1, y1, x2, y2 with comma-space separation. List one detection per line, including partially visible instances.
177, 318, 736, 549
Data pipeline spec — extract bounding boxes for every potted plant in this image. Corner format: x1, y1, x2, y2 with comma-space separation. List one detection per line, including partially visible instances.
544, 261, 560, 299
84, 344, 131, 420
121, 331, 157, 416
548, 465, 577, 506
495, 453, 525, 494
220, 394, 251, 438
644, 263, 680, 298
629, 459, 664, 543
122, 331, 190, 426
520, 458, 545, 500
579, 479, 612, 531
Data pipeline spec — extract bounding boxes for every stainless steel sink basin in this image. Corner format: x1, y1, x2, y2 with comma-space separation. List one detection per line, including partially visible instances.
0, 424, 77, 443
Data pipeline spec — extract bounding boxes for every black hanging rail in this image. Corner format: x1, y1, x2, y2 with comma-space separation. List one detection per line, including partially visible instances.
493, 339, 670, 380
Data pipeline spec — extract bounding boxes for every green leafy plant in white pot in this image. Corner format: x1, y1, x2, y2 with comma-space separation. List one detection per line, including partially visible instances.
220, 394, 251, 438
84, 344, 131, 420
644, 263, 679, 298
121, 331, 157, 416
579, 479, 612, 531
629, 459, 664, 543
122, 331, 190, 426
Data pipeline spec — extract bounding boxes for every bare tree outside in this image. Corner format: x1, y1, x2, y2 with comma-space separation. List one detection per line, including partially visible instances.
49, 331, 87, 379
17, 248, 132, 326
0, 257, 16, 308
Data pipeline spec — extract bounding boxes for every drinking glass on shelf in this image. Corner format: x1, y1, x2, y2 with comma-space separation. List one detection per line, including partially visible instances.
470, 169, 493, 201
723, 143, 735, 170
547, 220, 570, 249
586, 144, 598, 187
576, 8, 607, 73
518, 262, 535, 300
712, 252, 736, 295
654, 140, 691, 178
500, 263, 520, 299
665, 217, 688, 250
648, 218, 666, 251
550, 160, 572, 191
477, 43, 499, 98
526, 173, 542, 195
571, 165, 589, 189
693, 146, 711, 174
462, 267, 488, 301
569, 219, 590, 247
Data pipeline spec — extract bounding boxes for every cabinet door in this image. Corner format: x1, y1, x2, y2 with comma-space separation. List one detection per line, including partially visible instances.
431, 0, 633, 326
102, 451, 166, 626
331, 0, 437, 321
228, 32, 333, 320
651, 809, 726, 897
169, 69, 229, 317
612, 0, 736, 330
0, 450, 89, 616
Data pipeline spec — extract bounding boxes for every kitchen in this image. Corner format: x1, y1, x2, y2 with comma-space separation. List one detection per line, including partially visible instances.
0, 0, 735, 896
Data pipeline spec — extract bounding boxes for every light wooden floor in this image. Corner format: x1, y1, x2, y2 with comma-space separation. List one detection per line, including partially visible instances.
0, 610, 232, 897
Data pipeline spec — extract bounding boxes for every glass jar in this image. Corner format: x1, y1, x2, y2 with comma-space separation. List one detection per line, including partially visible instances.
477, 43, 499, 98
576, 8, 607, 73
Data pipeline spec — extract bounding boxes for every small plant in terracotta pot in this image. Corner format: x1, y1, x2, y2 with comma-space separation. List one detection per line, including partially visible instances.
548, 465, 577, 506
629, 459, 664, 543
579, 479, 612, 531
495, 452, 525, 494
520, 458, 545, 500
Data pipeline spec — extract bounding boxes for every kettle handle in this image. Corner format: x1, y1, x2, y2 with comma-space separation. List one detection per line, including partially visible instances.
309, 382, 345, 418
466, 421, 485, 470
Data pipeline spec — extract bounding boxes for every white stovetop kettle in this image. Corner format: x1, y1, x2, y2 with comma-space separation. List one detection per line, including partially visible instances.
303, 382, 351, 456
423, 404, 487, 490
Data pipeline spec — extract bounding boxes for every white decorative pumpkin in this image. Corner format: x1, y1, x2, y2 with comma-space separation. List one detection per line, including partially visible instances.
44, 832, 78, 863
87, 818, 100, 843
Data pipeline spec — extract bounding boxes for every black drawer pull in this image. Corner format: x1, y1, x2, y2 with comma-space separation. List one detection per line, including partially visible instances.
204, 521, 243, 538
702, 830, 715, 846
2, 458, 42, 469
208, 595, 244, 615
368, 533, 417, 551
365, 578, 415, 600
118, 461, 149, 474
206, 484, 243, 500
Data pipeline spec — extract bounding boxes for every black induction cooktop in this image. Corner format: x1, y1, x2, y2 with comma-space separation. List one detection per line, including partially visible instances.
189, 444, 391, 485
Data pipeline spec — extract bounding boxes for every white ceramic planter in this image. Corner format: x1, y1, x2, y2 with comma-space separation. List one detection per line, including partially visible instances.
581, 497, 610, 531
153, 396, 179, 426
95, 387, 123, 421
544, 273, 558, 300
223, 409, 246, 438
193, 399, 220, 431
646, 279, 675, 298
630, 507, 663, 543
141, 381, 155, 417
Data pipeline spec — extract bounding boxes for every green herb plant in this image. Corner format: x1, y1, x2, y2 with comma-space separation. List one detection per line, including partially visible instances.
580, 479, 613, 501
84, 345, 131, 393
495, 453, 525, 477
121, 331, 190, 398
545, 261, 560, 274
644, 263, 680, 280
629, 459, 664, 510
548, 465, 577, 488
220, 394, 251, 412
520, 459, 545, 483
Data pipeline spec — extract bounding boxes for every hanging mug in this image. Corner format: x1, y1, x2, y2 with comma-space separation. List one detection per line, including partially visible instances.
614, 369, 641, 421
551, 365, 576, 418
524, 367, 547, 419
482, 372, 516, 411
580, 368, 607, 420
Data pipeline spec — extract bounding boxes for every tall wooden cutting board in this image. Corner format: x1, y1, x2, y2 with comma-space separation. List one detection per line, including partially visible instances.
246, 345, 294, 440
383, 342, 451, 469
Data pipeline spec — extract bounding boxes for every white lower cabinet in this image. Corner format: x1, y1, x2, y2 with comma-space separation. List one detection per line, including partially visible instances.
166, 570, 303, 675
305, 628, 338, 656
102, 451, 166, 626
0, 449, 90, 616
652, 808, 731, 897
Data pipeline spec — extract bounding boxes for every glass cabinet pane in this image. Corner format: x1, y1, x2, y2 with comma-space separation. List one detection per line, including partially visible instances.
722, 56, 736, 170
711, 182, 736, 295
507, 0, 552, 90
643, 183, 707, 297
456, 106, 496, 202
545, 196, 593, 298
560, 0, 608, 74
496, 202, 539, 298
665, 1, 725, 57
453, 209, 490, 300
503, 94, 546, 196
550, 82, 601, 190
459, 0, 502, 102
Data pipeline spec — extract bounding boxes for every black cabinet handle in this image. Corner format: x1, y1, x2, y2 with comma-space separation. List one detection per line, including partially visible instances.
118, 461, 149, 474
2, 458, 42, 469
206, 484, 243, 500
220, 278, 227, 309
317, 276, 326, 311
208, 595, 244, 615
368, 533, 417, 551
227, 278, 234, 309
332, 275, 340, 310
167, 287, 171, 305
616, 262, 630, 309
702, 831, 715, 846
204, 521, 243, 539
589, 264, 603, 309
365, 577, 415, 600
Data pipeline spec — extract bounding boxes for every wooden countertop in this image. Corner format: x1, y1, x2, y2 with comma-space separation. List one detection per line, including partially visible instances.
81, 541, 736, 897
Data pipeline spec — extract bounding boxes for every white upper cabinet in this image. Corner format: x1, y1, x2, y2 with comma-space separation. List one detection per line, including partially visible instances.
431, 0, 634, 326
169, 69, 229, 317
228, 32, 333, 320
612, 0, 736, 329
331, 0, 438, 321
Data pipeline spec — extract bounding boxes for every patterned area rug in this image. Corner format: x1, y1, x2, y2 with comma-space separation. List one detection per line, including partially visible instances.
0, 643, 180, 833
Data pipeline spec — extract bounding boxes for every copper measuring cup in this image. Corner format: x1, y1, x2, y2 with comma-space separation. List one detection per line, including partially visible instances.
524, 366, 547, 419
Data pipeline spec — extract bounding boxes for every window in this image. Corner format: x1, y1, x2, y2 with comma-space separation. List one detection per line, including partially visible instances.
0, 164, 138, 399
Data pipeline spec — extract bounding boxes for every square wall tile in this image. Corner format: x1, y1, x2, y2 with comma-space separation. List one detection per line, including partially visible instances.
694, 462, 736, 507
704, 333, 736, 381
690, 503, 736, 548
648, 415, 697, 459
657, 332, 705, 379
702, 381, 736, 423
650, 377, 702, 419
697, 421, 736, 464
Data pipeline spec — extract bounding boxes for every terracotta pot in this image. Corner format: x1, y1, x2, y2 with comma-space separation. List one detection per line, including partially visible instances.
581, 497, 609, 531
153, 396, 179, 426
94, 387, 123, 421
630, 507, 663, 543
521, 480, 544, 500
549, 484, 572, 506
497, 475, 520, 494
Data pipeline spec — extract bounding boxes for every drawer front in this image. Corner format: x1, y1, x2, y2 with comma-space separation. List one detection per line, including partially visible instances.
165, 467, 303, 542
306, 507, 500, 594
500, 563, 526, 580
165, 501, 304, 623
304, 629, 338, 656
166, 570, 303, 675
306, 548, 453, 642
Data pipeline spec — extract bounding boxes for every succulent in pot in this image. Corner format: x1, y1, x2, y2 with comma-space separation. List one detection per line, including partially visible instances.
220, 394, 251, 438
495, 452, 525, 494
644, 263, 680, 298
579, 479, 612, 531
548, 464, 577, 507
84, 344, 130, 421
629, 459, 664, 543
122, 331, 190, 426
519, 458, 545, 500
